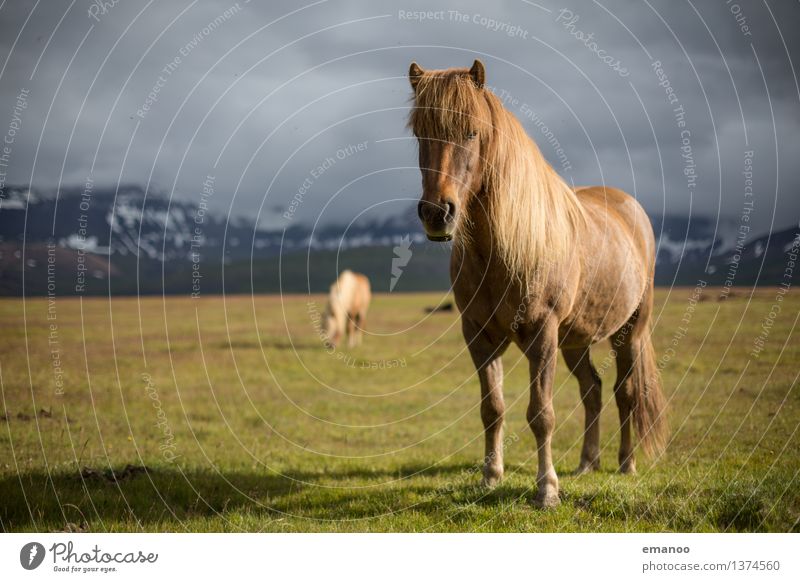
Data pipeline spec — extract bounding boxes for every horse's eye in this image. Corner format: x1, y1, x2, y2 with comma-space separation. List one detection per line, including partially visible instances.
466, 131, 478, 141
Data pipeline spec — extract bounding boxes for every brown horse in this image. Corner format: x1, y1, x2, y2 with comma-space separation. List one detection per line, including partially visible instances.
408, 60, 667, 508
324, 270, 371, 349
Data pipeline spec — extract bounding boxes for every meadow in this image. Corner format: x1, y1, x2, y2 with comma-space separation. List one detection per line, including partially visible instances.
0, 288, 798, 532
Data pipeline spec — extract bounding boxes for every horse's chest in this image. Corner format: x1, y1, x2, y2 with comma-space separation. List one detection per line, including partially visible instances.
450, 256, 559, 337
454, 281, 514, 325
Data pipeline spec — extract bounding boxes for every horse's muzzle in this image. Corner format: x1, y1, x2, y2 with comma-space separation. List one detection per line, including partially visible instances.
418, 199, 456, 242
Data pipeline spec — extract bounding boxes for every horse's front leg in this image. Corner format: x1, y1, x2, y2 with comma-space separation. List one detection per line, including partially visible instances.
463, 318, 509, 487
524, 320, 560, 508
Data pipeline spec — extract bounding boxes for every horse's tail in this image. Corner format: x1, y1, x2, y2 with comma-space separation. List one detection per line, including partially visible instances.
632, 317, 668, 458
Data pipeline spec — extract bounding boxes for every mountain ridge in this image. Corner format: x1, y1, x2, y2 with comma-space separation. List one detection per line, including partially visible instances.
1, 184, 796, 296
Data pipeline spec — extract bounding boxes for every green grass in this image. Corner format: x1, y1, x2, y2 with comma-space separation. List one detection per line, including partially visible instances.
1, 288, 798, 532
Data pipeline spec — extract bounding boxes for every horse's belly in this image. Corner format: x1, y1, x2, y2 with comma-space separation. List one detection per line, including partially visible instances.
560, 266, 645, 348
558, 312, 629, 348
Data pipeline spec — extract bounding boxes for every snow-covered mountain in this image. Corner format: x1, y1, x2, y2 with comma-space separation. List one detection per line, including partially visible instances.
0, 184, 426, 261
1, 184, 796, 295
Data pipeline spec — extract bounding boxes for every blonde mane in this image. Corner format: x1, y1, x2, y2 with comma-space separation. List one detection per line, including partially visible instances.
410, 69, 586, 282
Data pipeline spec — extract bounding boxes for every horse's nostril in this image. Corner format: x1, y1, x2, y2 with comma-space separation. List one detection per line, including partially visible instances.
418, 199, 455, 224
443, 202, 455, 223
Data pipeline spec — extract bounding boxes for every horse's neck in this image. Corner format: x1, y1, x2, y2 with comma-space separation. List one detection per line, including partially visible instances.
461, 191, 496, 264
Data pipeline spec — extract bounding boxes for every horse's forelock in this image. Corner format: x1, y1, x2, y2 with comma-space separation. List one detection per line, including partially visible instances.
408, 70, 491, 141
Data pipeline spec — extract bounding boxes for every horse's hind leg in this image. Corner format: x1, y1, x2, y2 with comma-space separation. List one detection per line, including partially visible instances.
562, 347, 602, 474
612, 291, 667, 473
354, 311, 365, 346
611, 320, 638, 474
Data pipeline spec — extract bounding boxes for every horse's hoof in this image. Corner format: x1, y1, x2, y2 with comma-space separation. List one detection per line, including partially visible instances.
619, 462, 637, 475
533, 492, 560, 509
481, 476, 500, 488
572, 460, 600, 476
481, 466, 503, 488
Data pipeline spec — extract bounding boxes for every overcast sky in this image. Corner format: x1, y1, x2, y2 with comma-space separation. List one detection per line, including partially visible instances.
1, 0, 798, 236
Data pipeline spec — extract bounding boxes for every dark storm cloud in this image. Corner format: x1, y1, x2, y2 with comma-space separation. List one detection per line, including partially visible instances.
0, 0, 798, 235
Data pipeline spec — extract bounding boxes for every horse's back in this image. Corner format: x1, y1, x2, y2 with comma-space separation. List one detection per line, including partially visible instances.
574, 186, 655, 270
333, 270, 371, 315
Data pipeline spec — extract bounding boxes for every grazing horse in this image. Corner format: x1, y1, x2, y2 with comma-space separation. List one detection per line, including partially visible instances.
408, 59, 667, 508
324, 270, 371, 348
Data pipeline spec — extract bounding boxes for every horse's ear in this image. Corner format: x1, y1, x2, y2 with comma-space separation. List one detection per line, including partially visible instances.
469, 59, 486, 88
409, 62, 424, 90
